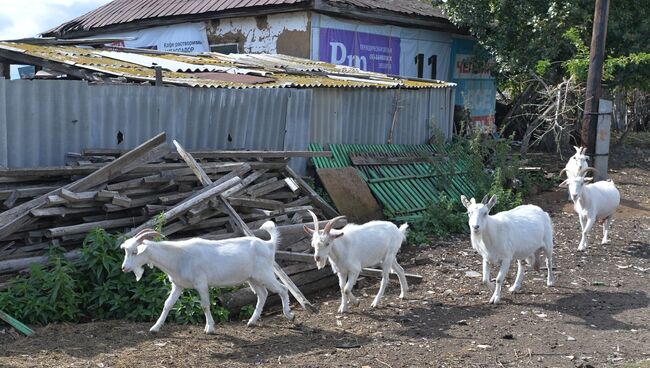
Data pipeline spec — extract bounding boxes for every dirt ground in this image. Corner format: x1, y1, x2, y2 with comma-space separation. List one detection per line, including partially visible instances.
1, 145, 649, 368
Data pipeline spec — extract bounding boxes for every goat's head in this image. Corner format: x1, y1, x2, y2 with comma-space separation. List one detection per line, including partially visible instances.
559, 167, 598, 201
303, 210, 346, 269
460, 194, 497, 234
120, 228, 161, 281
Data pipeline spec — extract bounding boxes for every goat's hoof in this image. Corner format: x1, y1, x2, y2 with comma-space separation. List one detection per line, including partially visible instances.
149, 325, 161, 333
246, 320, 258, 327
601, 239, 609, 245
488, 296, 500, 304
351, 299, 361, 307
508, 285, 520, 293
399, 293, 407, 299
285, 312, 295, 321
204, 326, 215, 334
577, 246, 587, 251
337, 306, 347, 314
370, 301, 380, 308
547, 279, 556, 287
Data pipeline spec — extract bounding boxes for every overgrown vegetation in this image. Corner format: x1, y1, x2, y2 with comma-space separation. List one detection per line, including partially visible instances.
408, 128, 553, 244
0, 229, 235, 325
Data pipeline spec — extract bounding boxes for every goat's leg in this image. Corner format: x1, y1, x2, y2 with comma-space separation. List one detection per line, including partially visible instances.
482, 258, 494, 291
196, 285, 215, 334
578, 216, 596, 251
259, 274, 294, 322
545, 245, 555, 286
391, 259, 409, 299
489, 258, 511, 304
247, 281, 268, 326
508, 260, 525, 293
150, 282, 183, 333
336, 271, 349, 313
371, 265, 390, 308
601, 216, 612, 244
342, 270, 360, 312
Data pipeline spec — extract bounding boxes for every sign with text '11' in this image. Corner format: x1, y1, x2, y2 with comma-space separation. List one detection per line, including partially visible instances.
318, 28, 400, 75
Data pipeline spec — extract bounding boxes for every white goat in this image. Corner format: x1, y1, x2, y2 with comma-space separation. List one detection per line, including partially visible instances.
559, 167, 620, 251
562, 146, 589, 178
303, 211, 409, 313
460, 195, 555, 304
120, 222, 294, 334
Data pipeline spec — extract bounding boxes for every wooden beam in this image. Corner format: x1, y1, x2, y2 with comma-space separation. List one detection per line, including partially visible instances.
46, 216, 148, 238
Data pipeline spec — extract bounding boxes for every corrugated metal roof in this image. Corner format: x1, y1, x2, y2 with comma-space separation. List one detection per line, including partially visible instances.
0, 42, 455, 90
45, 0, 447, 37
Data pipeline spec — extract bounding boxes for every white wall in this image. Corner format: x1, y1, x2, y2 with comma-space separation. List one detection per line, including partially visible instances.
206, 12, 309, 54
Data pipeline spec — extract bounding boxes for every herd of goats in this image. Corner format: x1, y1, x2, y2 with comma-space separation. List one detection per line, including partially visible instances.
119, 146, 621, 335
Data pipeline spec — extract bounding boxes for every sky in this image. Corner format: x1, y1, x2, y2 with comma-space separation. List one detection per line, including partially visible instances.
0, 0, 112, 78
0, 0, 112, 40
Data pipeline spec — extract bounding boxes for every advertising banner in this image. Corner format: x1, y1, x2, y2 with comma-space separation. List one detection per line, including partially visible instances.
318, 28, 400, 74
102, 22, 209, 53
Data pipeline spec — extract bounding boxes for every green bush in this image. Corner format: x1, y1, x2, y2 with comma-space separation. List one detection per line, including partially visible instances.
0, 248, 80, 324
409, 129, 540, 243
0, 228, 236, 325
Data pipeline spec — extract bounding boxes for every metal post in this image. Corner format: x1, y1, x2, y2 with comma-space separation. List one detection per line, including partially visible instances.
154, 65, 163, 86
581, 0, 610, 156
0, 61, 10, 80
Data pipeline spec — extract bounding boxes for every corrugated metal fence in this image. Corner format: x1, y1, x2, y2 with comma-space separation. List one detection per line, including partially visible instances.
0, 79, 454, 172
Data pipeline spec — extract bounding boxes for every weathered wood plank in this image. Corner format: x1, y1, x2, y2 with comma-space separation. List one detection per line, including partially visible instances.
0, 133, 167, 241
282, 166, 339, 218
46, 216, 148, 238
125, 177, 241, 236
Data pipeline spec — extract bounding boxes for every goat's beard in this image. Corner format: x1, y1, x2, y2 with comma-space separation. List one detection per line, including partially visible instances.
316, 258, 327, 269
133, 266, 144, 281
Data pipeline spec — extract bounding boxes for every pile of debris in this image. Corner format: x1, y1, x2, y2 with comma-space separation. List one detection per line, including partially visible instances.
0, 133, 422, 311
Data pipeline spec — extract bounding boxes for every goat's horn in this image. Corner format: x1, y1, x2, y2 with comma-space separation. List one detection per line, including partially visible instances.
134, 229, 161, 243
307, 210, 320, 233
579, 167, 599, 177
323, 215, 346, 234
134, 228, 156, 238
559, 168, 568, 178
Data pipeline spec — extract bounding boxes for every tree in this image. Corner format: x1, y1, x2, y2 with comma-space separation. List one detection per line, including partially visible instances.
443, 0, 650, 147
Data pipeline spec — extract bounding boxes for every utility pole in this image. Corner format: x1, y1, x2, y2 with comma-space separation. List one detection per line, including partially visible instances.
581, 0, 610, 155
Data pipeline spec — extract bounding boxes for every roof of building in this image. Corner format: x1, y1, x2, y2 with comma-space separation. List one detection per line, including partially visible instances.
44, 0, 451, 38
0, 41, 454, 90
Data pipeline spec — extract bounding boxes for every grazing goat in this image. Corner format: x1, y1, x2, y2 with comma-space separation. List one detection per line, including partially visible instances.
303, 211, 409, 313
559, 167, 620, 251
460, 195, 555, 304
120, 222, 294, 334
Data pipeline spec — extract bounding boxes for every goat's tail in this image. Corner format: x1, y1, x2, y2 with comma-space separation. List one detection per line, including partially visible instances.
398, 223, 409, 243
259, 221, 279, 251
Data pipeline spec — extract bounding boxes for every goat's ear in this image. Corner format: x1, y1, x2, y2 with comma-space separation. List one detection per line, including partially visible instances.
573, 146, 580, 153
481, 195, 489, 204
136, 243, 148, 255
558, 179, 570, 188
460, 195, 471, 209
486, 195, 498, 210
303, 224, 315, 235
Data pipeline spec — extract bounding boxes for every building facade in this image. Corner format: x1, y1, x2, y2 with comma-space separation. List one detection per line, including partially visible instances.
45, 0, 496, 131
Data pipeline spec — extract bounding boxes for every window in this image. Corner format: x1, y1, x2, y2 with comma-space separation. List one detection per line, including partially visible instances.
210, 43, 239, 54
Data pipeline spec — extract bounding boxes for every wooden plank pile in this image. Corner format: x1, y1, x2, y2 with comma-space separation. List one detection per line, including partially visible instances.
0, 133, 421, 311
